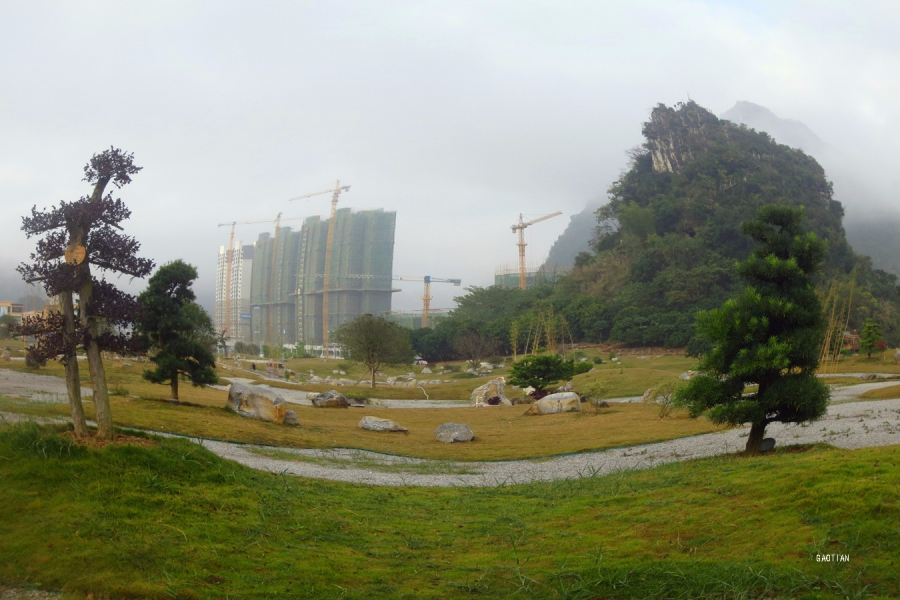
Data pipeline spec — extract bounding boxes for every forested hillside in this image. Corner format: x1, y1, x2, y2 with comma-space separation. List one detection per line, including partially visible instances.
413, 101, 900, 360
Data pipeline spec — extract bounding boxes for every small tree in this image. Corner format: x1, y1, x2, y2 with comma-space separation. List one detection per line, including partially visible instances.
675, 205, 830, 454
335, 314, 414, 388
508, 354, 576, 399
453, 329, 499, 370
16, 148, 154, 438
0, 314, 17, 339
137, 261, 218, 400
859, 318, 882, 359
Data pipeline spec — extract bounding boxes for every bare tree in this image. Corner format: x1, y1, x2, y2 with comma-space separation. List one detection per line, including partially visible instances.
453, 329, 499, 370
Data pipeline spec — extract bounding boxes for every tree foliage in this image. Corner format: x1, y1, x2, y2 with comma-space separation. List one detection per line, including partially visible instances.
859, 318, 882, 359
569, 101, 898, 348
675, 205, 831, 453
335, 314, 414, 388
15, 148, 153, 438
0, 314, 17, 339
137, 261, 218, 400
508, 354, 576, 398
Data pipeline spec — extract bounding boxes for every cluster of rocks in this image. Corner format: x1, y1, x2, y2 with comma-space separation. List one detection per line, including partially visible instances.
226, 383, 477, 443
358, 417, 475, 443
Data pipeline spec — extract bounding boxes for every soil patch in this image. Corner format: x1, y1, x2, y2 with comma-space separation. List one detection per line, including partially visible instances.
61, 430, 159, 450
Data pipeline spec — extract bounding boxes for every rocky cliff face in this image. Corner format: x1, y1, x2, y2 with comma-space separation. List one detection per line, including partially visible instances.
643, 101, 726, 173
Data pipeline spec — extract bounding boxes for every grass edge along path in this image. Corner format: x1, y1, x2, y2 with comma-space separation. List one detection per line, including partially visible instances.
1, 422, 897, 599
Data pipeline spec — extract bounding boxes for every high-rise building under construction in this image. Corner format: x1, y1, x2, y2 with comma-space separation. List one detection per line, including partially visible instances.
249, 208, 396, 350
214, 242, 254, 344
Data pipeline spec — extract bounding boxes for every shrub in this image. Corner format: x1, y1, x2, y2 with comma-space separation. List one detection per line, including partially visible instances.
573, 361, 593, 375
580, 382, 611, 409
452, 372, 478, 379
593, 356, 604, 364
647, 381, 680, 418
24, 348, 46, 369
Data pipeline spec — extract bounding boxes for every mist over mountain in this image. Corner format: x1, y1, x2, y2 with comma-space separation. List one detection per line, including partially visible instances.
542, 200, 603, 271
544, 100, 900, 278
720, 101, 900, 277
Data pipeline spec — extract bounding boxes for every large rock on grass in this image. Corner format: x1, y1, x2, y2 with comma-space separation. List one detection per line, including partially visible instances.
471, 378, 510, 406
359, 416, 408, 432
524, 392, 582, 415
434, 422, 475, 443
310, 390, 350, 408
227, 382, 288, 424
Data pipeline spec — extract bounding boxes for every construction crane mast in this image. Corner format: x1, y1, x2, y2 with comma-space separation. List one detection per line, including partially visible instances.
349, 274, 462, 327
289, 181, 351, 358
217, 214, 305, 343
395, 276, 462, 327
511, 211, 562, 290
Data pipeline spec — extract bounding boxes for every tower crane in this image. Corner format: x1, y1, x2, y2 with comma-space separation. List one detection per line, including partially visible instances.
511, 211, 562, 290
350, 274, 462, 327
217, 214, 305, 342
395, 276, 462, 327
289, 181, 351, 358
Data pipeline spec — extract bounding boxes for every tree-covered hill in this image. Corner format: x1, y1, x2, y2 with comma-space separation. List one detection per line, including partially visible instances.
411, 101, 900, 361
566, 100, 898, 348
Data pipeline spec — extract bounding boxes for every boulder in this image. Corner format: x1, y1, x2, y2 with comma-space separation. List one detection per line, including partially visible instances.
421, 367, 432, 374
226, 382, 288, 424
860, 374, 878, 381
553, 381, 574, 393
359, 416, 408, 432
435, 422, 475, 443
471, 378, 510, 406
311, 390, 350, 408
641, 388, 656, 402
283, 410, 299, 427
524, 392, 582, 415
759, 438, 776, 452
894, 351, 900, 365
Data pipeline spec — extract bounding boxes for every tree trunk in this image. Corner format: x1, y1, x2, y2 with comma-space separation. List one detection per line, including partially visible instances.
171, 376, 179, 401
745, 421, 767, 454
370, 367, 376, 389
59, 290, 88, 437
78, 272, 114, 440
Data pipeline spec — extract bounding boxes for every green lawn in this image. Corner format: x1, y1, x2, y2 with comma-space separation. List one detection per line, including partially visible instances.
1, 422, 897, 599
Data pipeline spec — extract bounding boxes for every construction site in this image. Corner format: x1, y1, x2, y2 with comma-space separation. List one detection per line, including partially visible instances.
215, 182, 561, 355
247, 207, 398, 352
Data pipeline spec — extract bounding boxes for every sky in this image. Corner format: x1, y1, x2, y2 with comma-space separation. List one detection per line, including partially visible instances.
2, 0, 899, 314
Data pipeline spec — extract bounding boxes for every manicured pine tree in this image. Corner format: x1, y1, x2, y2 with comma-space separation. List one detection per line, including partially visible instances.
17, 148, 154, 438
859, 318, 882, 359
137, 261, 218, 401
675, 205, 831, 453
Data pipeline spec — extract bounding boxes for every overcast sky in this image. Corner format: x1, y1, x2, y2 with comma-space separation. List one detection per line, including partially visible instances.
2, 0, 898, 313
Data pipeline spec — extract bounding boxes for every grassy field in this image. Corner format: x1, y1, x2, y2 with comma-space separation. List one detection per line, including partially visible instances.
1, 422, 897, 599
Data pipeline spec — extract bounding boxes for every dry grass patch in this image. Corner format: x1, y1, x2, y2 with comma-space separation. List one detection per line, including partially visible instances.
3, 391, 728, 460
859, 384, 900, 400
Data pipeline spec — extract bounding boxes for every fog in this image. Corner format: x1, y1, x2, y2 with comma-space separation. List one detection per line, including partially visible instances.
2, 1, 898, 313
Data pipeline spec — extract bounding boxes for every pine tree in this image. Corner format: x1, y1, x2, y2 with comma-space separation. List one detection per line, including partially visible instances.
137, 261, 218, 400
675, 205, 831, 453
16, 148, 154, 438
859, 318, 883, 359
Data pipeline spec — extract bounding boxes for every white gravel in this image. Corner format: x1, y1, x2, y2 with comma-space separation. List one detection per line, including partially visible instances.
4, 370, 900, 487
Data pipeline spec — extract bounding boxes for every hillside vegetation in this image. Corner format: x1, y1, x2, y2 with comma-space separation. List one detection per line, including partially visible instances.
417, 101, 900, 360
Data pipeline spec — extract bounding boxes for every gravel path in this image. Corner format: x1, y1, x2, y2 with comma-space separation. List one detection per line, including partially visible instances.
4, 371, 900, 487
